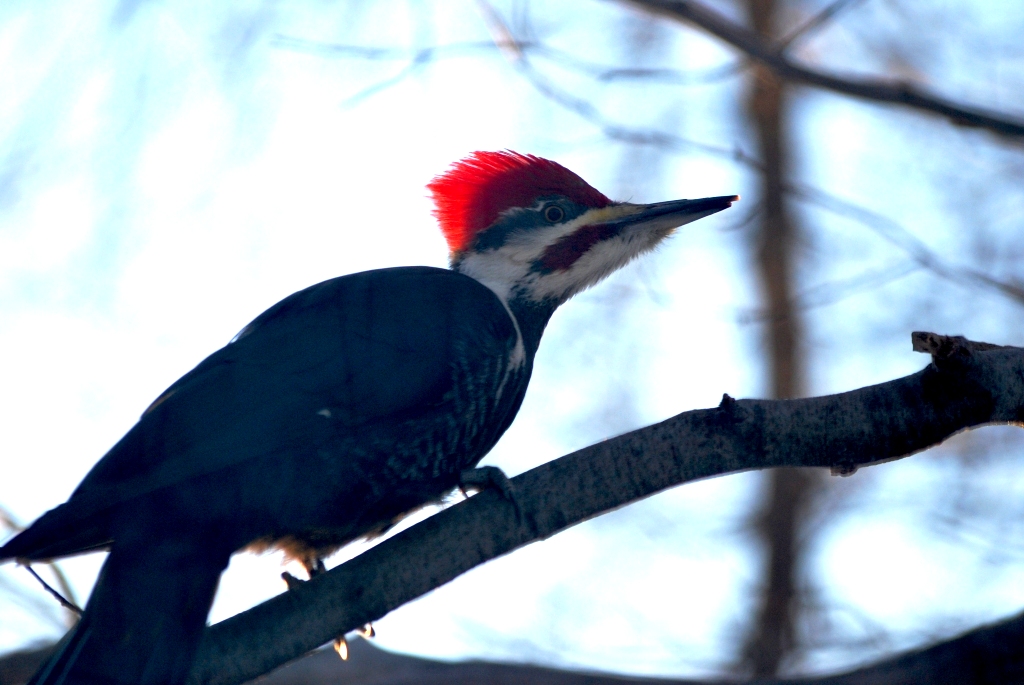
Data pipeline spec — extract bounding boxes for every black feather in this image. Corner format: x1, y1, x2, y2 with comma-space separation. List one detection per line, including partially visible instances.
2, 266, 554, 685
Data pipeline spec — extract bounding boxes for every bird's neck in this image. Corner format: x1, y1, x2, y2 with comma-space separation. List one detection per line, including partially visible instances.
453, 256, 558, 360
505, 294, 557, 361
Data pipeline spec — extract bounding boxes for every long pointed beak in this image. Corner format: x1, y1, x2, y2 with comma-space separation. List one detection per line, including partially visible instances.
610, 195, 740, 232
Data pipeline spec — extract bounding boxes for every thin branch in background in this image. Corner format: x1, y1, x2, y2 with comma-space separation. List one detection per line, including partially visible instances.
1, 503, 80, 627
24, 566, 83, 617
340, 57, 429, 108
799, 592, 896, 656
535, 42, 744, 84
0, 568, 63, 626
736, 260, 921, 324
275, 21, 1024, 311
776, 0, 865, 52
500, 45, 1024, 310
719, 197, 764, 233
789, 184, 1024, 306
594, 60, 743, 84
516, 54, 1024, 310
41, 564, 80, 627
622, 0, 1024, 138
272, 34, 744, 92
0, 504, 22, 533
271, 38, 507, 108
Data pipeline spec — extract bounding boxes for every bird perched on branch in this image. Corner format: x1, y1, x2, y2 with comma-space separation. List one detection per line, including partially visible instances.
1, 151, 736, 685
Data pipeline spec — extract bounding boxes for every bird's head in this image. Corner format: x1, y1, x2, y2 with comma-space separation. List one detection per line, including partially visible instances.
429, 150, 737, 307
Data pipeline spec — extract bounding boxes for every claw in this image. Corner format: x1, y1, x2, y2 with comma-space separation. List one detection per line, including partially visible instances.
358, 622, 375, 639
459, 465, 522, 525
281, 570, 305, 590
334, 635, 349, 660
304, 556, 327, 578
283, 556, 327, 591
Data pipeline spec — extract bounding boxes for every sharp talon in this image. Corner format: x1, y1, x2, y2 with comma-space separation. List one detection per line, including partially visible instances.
334, 635, 349, 660
358, 622, 375, 638
303, 556, 327, 579
281, 571, 305, 590
459, 466, 522, 526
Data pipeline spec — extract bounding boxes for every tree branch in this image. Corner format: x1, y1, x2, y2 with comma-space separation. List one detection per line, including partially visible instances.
180, 333, 1024, 684
619, 0, 1024, 138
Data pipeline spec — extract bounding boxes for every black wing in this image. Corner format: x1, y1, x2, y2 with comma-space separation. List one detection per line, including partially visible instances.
2, 266, 516, 560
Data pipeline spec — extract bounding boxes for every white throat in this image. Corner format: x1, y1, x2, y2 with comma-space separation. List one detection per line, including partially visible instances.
454, 204, 665, 307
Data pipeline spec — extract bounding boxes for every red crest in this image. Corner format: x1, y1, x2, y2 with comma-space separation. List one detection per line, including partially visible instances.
428, 151, 611, 254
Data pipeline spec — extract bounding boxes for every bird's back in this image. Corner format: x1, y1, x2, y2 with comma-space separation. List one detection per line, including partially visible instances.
1, 266, 530, 564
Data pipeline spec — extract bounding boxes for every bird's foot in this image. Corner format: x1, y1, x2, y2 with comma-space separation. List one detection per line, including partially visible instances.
303, 556, 327, 578
334, 635, 349, 660
282, 555, 327, 590
459, 465, 522, 525
332, 624, 375, 661
281, 571, 304, 590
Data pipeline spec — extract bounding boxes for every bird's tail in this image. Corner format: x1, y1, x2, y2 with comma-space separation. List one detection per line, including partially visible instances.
28, 538, 228, 685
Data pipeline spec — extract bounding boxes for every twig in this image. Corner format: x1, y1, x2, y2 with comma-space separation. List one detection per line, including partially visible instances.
737, 260, 920, 324
469, 6, 1024, 311
274, 23, 1024, 311
24, 565, 83, 617
787, 184, 1024, 307
502, 46, 1024, 311
522, 57, 1024, 309
0, 503, 24, 533
46, 563, 81, 627
1, 504, 81, 625
622, 0, 1024, 138
272, 35, 742, 89
776, 0, 864, 51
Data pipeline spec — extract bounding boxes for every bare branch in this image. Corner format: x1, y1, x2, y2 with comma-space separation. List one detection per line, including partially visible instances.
788, 185, 1024, 308
507, 49, 1024, 311
0, 505, 23, 533
275, 28, 1024, 312
620, 0, 1024, 138
477, 6, 1024, 313
23, 567, 82, 618
1, 505, 79, 627
272, 36, 741, 92
737, 261, 920, 324
776, 0, 864, 51
185, 333, 1024, 685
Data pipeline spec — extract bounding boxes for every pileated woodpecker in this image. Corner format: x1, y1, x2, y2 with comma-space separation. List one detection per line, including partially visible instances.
1, 151, 736, 684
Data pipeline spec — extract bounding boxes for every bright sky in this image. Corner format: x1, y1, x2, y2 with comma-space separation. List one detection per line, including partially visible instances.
1, 0, 1023, 678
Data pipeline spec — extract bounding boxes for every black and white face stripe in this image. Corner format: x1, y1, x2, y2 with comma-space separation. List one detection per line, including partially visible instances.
465, 196, 592, 254
455, 195, 738, 307
533, 222, 622, 274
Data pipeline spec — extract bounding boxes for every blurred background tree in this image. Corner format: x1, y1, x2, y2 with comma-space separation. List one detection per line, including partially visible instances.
1, 0, 1023, 681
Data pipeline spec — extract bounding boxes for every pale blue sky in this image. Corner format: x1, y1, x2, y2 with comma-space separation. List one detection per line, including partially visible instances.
1, 0, 1023, 678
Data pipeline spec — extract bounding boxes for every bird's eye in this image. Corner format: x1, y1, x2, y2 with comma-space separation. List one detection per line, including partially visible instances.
543, 205, 565, 223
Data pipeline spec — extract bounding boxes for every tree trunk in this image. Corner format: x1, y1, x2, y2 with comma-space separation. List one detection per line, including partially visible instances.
738, 0, 819, 676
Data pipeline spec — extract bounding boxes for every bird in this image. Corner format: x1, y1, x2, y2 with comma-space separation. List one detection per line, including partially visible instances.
1, 150, 737, 685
